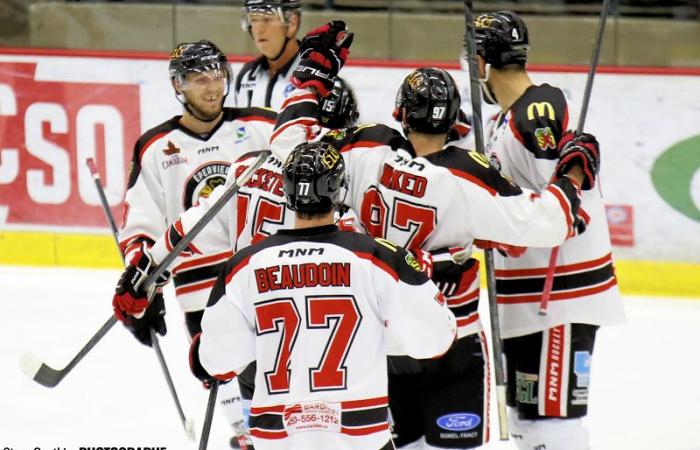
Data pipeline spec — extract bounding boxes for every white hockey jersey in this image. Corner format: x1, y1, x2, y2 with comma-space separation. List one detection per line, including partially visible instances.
118, 108, 276, 312
233, 53, 301, 110
198, 225, 457, 450
484, 83, 627, 338
271, 88, 587, 338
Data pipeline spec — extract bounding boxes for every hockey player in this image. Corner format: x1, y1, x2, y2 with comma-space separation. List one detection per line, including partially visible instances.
471, 11, 627, 450
114, 39, 276, 447
189, 141, 458, 450
271, 62, 601, 449
234, 0, 302, 109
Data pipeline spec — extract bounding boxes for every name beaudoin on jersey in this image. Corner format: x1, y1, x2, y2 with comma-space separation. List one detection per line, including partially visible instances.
198, 225, 457, 450
118, 107, 276, 312
269, 87, 591, 339
485, 83, 627, 338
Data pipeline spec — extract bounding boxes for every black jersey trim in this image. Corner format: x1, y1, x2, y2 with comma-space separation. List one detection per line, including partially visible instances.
321, 124, 409, 155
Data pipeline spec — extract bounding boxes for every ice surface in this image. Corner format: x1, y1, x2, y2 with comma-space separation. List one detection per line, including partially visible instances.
1, 266, 699, 449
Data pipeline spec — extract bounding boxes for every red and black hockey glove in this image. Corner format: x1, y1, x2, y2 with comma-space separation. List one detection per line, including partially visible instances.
473, 239, 526, 258
431, 250, 480, 300
112, 242, 170, 320
555, 130, 600, 190
118, 292, 167, 347
291, 20, 354, 97
189, 333, 231, 389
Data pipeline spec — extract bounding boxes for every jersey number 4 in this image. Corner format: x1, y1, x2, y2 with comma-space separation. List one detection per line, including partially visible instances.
360, 186, 437, 250
254, 295, 362, 394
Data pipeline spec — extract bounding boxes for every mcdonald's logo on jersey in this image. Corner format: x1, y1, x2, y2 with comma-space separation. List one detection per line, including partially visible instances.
527, 101, 555, 121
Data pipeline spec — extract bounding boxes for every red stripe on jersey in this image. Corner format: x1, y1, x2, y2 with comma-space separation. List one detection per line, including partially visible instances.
497, 277, 617, 304
353, 251, 398, 281
341, 396, 388, 410
495, 253, 613, 278
175, 279, 217, 296
579, 207, 590, 224
447, 287, 479, 307
508, 112, 527, 147
250, 405, 285, 415
341, 422, 389, 436
214, 370, 237, 382
173, 250, 233, 272
546, 184, 574, 237
544, 325, 565, 416
281, 92, 317, 110
338, 140, 386, 154
138, 131, 169, 161
250, 428, 288, 439
271, 117, 316, 142
456, 313, 479, 328
237, 115, 276, 125
225, 255, 253, 284
448, 168, 497, 196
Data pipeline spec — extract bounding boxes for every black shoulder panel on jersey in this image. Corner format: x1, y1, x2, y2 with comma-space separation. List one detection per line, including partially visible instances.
321, 123, 407, 154
510, 84, 569, 160
235, 57, 264, 93
426, 146, 523, 197
127, 118, 179, 189
224, 106, 277, 122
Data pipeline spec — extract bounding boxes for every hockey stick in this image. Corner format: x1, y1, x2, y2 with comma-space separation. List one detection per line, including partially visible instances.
199, 380, 219, 450
539, 0, 611, 316
85, 157, 196, 440
462, 0, 508, 440
19, 150, 270, 389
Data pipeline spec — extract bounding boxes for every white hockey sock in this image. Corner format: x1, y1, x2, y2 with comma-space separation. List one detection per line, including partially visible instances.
509, 408, 590, 450
218, 380, 245, 435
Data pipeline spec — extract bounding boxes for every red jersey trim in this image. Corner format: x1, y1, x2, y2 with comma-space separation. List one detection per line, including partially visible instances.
138, 131, 169, 161
448, 168, 497, 196
496, 277, 617, 304
338, 140, 386, 154
353, 251, 398, 281
495, 253, 613, 278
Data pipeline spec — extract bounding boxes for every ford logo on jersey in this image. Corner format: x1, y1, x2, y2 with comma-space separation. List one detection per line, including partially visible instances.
436, 413, 481, 431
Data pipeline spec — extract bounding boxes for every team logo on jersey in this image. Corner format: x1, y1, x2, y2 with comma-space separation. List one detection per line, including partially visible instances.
526, 101, 555, 121
183, 162, 230, 209
325, 129, 346, 141
436, 413, 481, 431
404, 253, 421, 272
235, 126, 249, 144
535, 127, 556, 151
163, 140, 180, 156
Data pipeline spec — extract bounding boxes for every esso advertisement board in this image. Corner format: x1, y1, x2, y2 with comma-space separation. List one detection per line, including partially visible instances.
0, 50, 698, 263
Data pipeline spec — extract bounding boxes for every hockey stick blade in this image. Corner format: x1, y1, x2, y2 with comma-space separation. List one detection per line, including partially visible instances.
21, 316, 117, 388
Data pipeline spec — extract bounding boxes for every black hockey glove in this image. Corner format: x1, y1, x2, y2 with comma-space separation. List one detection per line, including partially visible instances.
555, 131, 600, 190
121, 291, 167, 347
431, 250, 480, 300
189, 332, 231, 389
113, 242, 170, 320
291, 20, 354, 97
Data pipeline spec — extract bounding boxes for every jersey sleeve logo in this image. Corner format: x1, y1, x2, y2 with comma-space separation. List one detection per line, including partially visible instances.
526, 101, 556, 121
535, 127, 556, 150
404, 253, 421, 272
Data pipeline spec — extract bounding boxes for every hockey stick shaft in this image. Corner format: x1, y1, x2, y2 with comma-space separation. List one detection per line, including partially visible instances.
21, 151, 269, 388
539, 0, 611, 315
199, 380, 220, 450
86, 158, 193, 438
463, 0, 508, 440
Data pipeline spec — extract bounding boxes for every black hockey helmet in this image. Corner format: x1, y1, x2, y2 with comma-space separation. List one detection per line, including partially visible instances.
169, 39, 231, 84
283, 141, 346, 215
472, 10, 529, 68
241, 0, 301, 31
393, 67, 460, 135
319, 77, 359, 130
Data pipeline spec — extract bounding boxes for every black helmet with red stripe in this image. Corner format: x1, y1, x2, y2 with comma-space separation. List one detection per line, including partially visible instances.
393, 67, 460, 135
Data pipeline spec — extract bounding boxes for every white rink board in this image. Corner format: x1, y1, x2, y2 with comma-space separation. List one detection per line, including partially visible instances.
0, 53, 698, 262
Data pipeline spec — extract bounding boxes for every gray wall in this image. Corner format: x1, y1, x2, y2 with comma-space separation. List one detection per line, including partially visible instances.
16, 2, 700, 66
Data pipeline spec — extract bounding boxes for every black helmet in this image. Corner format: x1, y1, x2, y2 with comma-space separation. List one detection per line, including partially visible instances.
283, 141, 346, 215
169, 40, 231, 83
473, 10, 529, 68
393, 67, 460, 135
319, 77, 359, 130
241, 0, 301, 31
